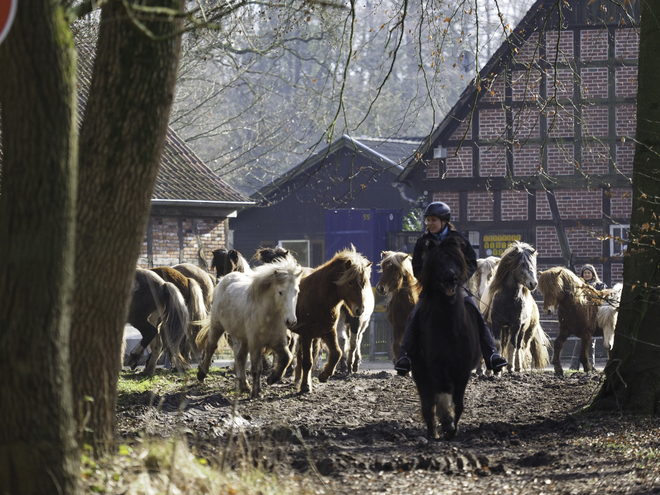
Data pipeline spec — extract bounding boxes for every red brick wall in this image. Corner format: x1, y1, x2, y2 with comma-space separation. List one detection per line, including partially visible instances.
616, 66, 637, 97
615, 28, 639, 59
536, 192, 553, 220
425, 159, 441, 179
547, 68, 574, 100
566, 226, 604, 257
512, 69, 542, 101
581, 142, 610, 175
445, 147, 473, 178
555, 188, 602, 219
479, 108, 507, 140
449, 117, 473, 141
536, 226, 563, 257
615, 142, 634, 174
610, 188, 633, 218
580, 67, 608, 98
546, 30, 574, 63
432, 191, 459, 219
513, 145, 540, 176
547, 106, 575, 138
467, 191, 494, 221
481, 76, 505, 103
547, 143, 575, 175
581, 29, 608, 61
479, 145, 507, 177
517, 33, 541, 64
582, 105, 608, 137
512, 106, 541, 139
616, 104, 636, 137
501, 190, 528, 221
611, 263, 624, 284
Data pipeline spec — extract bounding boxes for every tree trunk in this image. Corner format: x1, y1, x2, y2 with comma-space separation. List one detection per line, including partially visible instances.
0, 1, 81, 493
589, 0, 660, 414
70, 0, 184, 450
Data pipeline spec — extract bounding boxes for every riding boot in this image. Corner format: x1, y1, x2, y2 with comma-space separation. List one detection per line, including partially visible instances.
464, 290, 507, 372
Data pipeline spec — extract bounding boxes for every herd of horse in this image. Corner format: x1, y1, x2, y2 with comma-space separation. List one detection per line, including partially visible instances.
123, 239, 622, 439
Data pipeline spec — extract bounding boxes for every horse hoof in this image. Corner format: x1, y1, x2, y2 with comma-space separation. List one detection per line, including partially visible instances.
197, 369, 206, 382
128, 356, 139, 370
267, 374, 280, 385
441, 421, 457, 440
298, 384, 311, 394
318, 372, 331, 382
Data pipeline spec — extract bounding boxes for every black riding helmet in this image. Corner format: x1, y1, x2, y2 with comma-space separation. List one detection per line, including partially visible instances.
424, 201, 451, 221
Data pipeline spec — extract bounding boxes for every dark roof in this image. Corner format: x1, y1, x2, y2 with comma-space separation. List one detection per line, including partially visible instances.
76, 44, 250, 206
398, 0, 554, 181
254, 134, 421, 200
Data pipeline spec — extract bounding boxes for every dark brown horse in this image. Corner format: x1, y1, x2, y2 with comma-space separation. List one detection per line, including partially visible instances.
210, 248, 251, 278
290, 245, 372, 393
375, 251, 421, 362
537, 266, 609, 375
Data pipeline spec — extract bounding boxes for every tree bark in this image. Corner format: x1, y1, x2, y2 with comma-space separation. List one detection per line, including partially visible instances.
0, 1, 81, 493
590, 0, 660, 414
70, 0, 184, 450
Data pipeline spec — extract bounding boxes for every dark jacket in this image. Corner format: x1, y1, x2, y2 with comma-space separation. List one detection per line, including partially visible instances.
411, 227, 477, 283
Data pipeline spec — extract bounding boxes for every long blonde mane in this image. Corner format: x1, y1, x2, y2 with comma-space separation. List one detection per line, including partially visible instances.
537, 266, 590, 306
324, 245, 372, 287
488, 242, 537, 295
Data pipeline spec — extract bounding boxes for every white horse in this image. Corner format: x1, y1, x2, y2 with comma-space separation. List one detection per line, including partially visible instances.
467, 256, 500, 314
337, 284, 375, 373
598, 283, 623, 355
196, 254, 303, 398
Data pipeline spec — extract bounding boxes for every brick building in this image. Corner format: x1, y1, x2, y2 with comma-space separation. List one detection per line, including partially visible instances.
398, 0, 638, 287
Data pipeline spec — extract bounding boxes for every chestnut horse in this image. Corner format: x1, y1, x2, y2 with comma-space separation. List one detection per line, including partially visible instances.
537, 266, 611, 375
481, 242, 550, 372
291, 245, 372, 393
375, 251, 421, 362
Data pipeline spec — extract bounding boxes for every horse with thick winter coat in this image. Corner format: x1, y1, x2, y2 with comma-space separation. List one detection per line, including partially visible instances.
196, 254, 303, 398
411, 237, 482, 440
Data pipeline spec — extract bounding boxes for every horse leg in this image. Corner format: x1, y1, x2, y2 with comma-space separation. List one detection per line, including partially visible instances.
391, 322, 403, 363
437, 392, 457, 440
318, 331, 342, 383
127, 319, 158, 370
249, 345, 263, 398
580, 337, 594, 372
350, 328, 363, 373
552, 333, 568, 376
197, 320, 226, 382
297, 336, 314, 393
267, 339, 293, 386
234, 341, 251, 394
144, 334, 163, 376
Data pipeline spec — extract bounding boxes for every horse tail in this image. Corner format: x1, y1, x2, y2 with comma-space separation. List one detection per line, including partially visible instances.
160, 282, 189, 369
528, 306, 551, 369
186, 278, 206, 358
195, 317, 211, 351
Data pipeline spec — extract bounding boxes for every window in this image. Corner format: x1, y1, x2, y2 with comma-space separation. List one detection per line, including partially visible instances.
610, 224, 629, 257
468, 231, 480, 258
279, 240, 310, 267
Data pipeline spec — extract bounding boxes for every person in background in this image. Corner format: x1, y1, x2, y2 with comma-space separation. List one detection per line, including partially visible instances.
569, 264, 608, 370
393, 201, 508, 376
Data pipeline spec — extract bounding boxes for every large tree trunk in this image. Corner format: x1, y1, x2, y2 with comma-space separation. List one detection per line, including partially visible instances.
590, 0, 660, 414
0, 1, 81, 493
70, 0, 184, 449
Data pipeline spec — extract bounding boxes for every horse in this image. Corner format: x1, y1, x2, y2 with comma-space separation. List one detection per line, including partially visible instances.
149, 266, 206, 358
480, 242, 550, 372
598, 283, 623, 354
337, 284, 375, 373
126, 268, 190, 375
254, 246, 291, 265
537, 266, 610, 375
196, 254, 304, 398
375, 251, 421, 362
172, 263, 216, 311
210, 248, 251, 278
468, 256, 500, 312
291, 245, 372, 393
411, 237, 482, 440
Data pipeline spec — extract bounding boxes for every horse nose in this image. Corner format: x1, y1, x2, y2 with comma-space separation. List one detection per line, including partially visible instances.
545, 309, 552, 315
353, 306, 364, 317
529, 281, 538, 291
376, 285, 385, 296
286, 317, 297, 327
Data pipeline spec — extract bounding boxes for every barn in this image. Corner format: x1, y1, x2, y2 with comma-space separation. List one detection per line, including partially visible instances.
398, 0, 638, 288
230, 134, 422, 272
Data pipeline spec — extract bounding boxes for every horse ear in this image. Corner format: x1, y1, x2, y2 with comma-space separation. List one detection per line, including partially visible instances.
367, 261, 373, 267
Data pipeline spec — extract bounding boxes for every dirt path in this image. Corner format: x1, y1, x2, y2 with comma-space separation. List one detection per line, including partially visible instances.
117, 366, 660, 494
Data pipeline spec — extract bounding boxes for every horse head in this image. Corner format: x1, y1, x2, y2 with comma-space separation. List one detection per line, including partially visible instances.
510, 242, 538, 291
255, 246, 290, 264
334, 247, 372, 317
538, 266, 575, 315
421, 237, 467, 302
376, 251, 411, 296
254, 254, 303, 328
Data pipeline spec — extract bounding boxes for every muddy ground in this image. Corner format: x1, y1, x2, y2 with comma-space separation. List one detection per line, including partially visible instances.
117, 364, 660, 494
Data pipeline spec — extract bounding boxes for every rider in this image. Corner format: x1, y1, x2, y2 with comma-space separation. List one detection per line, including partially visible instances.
393, 201, 508, 375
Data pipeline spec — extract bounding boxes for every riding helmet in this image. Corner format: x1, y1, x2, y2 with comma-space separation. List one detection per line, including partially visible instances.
423, 201, 451, 220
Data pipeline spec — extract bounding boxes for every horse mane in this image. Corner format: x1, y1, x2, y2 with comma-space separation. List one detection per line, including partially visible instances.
537, 266, 590, 305
322, 245, 372, 287
250, 254, 303, 297
254, 246, 289, 264
488, 241, 536, 294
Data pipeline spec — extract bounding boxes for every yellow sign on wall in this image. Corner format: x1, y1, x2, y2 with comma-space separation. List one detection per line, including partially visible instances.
482, 234, 522, 256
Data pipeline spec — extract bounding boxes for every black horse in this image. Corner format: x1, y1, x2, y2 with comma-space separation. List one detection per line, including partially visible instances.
411, 237, 481, 440
210, 248, 250, 279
